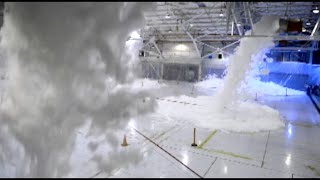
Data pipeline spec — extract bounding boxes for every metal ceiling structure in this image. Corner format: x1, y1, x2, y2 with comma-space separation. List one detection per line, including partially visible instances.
0, 2, 319, 58
142, 2, 320, 42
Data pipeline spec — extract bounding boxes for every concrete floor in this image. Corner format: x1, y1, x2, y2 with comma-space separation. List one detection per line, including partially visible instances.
86, 94, 320, 178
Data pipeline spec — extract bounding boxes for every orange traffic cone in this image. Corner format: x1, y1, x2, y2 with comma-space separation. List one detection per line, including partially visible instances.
121, 135, 129, 147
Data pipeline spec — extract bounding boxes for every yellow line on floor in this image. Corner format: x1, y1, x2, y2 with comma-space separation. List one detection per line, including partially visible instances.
197, 130, 217, 149
154, 125, 177, 140
154, 131, 166, 140
195, 130, 252, 160
305, 165, 320, 176
202, 148, 252, 160
143, 125, 177, 144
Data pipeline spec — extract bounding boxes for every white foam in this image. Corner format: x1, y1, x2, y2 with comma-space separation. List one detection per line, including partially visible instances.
214, 16, 280, 111
0, 2, 155, 177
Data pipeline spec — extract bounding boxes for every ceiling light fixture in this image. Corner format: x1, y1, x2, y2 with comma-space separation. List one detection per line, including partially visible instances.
302, 28, 306, 32
219, 10, 224, 17
306, 22, 311, 26
313, 7, 319, 14
168, 29, 172, 33
237, 23, 241, 26
175, 44, 188, 51
165, 3, 171, 19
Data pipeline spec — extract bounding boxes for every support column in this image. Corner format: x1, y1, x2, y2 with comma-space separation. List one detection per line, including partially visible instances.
231, 20, 234, 36
309, 49, 313, 64
245, 2, 254, 35
160, 62, 164, 80
198, 62, 202, 81
231, 2, 242, 36
309, 41, 318, 64
225, 2, 231, 35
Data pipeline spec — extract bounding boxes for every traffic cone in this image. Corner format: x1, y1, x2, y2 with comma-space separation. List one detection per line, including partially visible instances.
121, 135, 129, 147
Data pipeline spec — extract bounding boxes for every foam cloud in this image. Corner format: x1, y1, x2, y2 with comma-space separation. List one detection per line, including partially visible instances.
214, 16, 280, 111
0, 2, 155, 177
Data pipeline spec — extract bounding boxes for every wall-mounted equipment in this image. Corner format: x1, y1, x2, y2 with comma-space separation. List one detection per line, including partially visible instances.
279, 18, 302, 33
139, 50, 144, 57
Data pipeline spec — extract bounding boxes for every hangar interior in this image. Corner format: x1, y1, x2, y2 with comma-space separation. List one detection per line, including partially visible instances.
0, 2, 320, 178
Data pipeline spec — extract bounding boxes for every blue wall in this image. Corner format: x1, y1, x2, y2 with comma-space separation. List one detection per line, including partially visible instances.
202, 62, 320, 91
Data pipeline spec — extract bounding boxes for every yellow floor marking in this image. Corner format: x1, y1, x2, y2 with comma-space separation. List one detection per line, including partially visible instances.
197, 130, 217, 149
154, 125, 177, 140
195, 130, 252, 160
154, 131, 167, 140
202, 148, 252, 160
159, 136, 169, 143
143, 125, 177, 144
305, 165, 320, 176
158, 126, 183, 144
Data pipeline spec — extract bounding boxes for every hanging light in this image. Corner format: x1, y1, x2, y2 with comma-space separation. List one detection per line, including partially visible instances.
312, 7, 319, 14
219, 10, 224, 17
237, 23, 241, 26
190, 23, 194, 27
302, 28, 306, 32
306, 22, 311, 26
168, 29, 172, 33
165, 3, 171, 19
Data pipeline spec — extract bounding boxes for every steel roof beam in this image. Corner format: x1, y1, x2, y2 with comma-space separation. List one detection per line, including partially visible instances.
168, 8, 201, 58
146, 22, 230, 28
146, 35, 320, 42
231, 3, 242, 36
311, 17, 320, 36
225, 2, 232, 35
245, 2, 254, 35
